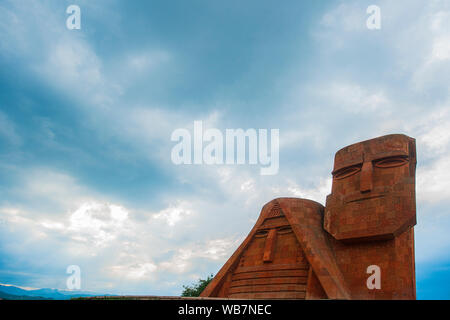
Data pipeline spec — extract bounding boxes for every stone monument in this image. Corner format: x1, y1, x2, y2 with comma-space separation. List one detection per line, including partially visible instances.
200, 134, 417, 299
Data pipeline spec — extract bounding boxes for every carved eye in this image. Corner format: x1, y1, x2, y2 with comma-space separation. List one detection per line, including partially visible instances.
277, 226, 292, 234
333, 166, 361, 180
374, 156, 409, 168
255, 230, 269, 238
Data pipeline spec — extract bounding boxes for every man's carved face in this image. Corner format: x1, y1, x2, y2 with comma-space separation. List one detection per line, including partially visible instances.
324, 134, 416, 241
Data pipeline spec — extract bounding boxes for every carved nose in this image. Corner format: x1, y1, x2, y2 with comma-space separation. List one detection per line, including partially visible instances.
360, 161, 373, 192
263, 229, 277, 263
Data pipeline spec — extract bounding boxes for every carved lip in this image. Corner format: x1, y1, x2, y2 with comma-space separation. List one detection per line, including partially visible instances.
345, 194, 385, 204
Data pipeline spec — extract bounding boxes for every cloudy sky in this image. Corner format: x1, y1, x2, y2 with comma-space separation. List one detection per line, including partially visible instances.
0, 0, 449, 299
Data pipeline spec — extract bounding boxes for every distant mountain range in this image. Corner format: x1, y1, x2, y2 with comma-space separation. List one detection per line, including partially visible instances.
0, 284, 112, 300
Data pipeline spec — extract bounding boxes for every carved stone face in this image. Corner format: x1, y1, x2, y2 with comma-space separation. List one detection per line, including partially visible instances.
228, 202, 309, 299
324, 134, 417, 241
237, 214, 306, 267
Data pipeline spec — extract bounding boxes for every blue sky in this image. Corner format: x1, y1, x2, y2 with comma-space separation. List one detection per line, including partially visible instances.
0, 0, 449, 299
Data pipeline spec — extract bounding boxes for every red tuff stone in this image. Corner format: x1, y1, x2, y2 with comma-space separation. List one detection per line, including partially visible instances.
201, 134, 416, 300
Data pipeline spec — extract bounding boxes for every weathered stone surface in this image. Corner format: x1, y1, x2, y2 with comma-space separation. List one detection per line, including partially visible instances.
324, 134, 416, 241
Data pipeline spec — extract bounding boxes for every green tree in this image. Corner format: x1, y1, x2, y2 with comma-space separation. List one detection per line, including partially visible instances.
181, 274, 214, 297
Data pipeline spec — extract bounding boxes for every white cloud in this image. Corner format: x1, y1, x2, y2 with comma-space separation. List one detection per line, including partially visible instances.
159, 249, 193, 274
68, 202, 129, 247
109, 262, 157, 280
0, 166, 248, 292
40, 221, 65, 231
429, 10, 450, 62
283, 177, 332, 205
16, 168, 95, 215
318, 83, 391, 114
158, 237, 242, 274
416, 108, 450, 156
240, 179, 255, 192
431, 35, 450, 62
202, 238, 242, 260
36, 40, 107, 105
417, 155, 450, 204
152, 202, 193, 226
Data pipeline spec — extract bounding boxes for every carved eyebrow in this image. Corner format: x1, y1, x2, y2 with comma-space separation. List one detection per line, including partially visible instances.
373, 154, 409, 162
332, 160, 363, 175
332, 165, 362, 180
373, 155, 409, 168
276, 226, 292, 234
255, 230, 269, 237
332, 163, 362, 176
